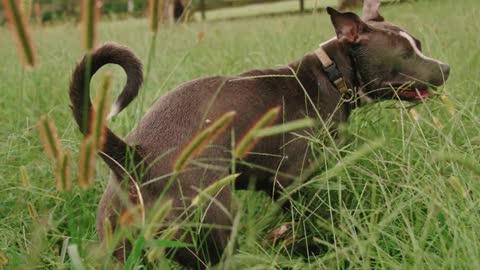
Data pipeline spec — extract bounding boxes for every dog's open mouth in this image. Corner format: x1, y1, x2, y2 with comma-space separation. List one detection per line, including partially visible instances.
397, 89, 431, 100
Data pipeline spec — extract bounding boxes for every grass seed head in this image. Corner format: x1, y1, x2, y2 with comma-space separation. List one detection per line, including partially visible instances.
38, 115, 62, 160
103, 217, 113, 251
191, 174, 240, 207
173, 111, 236, 172
78, 136, 96, 189
432, 116, 444, 129
120, 205, 143, 228
27, 202, 37, 221
146, 225, 180, 263
21, 0, 32, 20
91, 73, 112, 150
408, 108, 421, 122
448, 176, 469, 199
81, 0, 100, 51
440, 94, 455, 116
20, 166, 30, 188
234, 106, 281, 159
148, 0, 161, 32
196, 31, 205, 43
56, 151, 72, 192
3, 0, 38, 68
0, 251, 8, 267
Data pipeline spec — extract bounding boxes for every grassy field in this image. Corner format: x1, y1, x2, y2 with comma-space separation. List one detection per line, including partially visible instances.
1, 0, 480, 269
196, 0, 337, 21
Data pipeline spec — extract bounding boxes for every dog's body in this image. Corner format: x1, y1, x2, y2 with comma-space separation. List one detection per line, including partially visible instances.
69, 3, 449, 269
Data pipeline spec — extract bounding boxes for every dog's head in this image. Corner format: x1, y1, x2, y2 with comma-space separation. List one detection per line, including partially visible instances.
327, 2, 450, 101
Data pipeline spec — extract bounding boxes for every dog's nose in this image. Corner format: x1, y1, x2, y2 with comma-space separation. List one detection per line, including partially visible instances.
441, 64, 450, 79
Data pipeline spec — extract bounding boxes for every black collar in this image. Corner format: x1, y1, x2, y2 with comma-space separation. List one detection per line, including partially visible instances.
314, 46, 349, 95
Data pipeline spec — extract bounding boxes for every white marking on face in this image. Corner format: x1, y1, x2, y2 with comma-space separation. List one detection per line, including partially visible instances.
320, 36, 337, 47
399, 31, 445, 66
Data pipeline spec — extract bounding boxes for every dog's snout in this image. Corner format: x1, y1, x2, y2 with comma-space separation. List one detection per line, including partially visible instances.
430, 63, 450, 87
442, 64, 450, 78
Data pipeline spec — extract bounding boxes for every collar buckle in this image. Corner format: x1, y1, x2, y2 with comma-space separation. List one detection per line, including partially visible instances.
315, 47, 350, 95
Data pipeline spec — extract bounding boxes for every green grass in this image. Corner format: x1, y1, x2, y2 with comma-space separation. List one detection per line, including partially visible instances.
195, 0, 337, 21
1, 0, 480, 268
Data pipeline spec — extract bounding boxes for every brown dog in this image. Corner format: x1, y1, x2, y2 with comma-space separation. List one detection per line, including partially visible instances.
69, 3, 449, 269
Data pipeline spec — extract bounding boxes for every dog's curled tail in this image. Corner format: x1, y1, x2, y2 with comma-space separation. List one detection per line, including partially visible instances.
69, 43, 145, 181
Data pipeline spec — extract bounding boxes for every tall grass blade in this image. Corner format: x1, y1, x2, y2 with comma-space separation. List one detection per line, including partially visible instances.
78, 136, 96, 189
91, 73, 112, 150
144, 200, 172, 240
81, 0, 99, 51
435, 152, 480, 176
56, 151, 72, 192
191, 173, 240, 207
234, 106, 281, 159
279, 138, 385, 204
67, 244, 86, 270
255, 118, 316, 138
173, 111, 236, 172
3, 0, 38, 68
146, 225, 180, 263
38, 115, 62, 160
103, 217, 112, 251
313, 138, 385, 182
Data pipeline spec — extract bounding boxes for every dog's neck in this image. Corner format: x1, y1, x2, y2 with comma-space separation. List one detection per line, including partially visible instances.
322, 39, 359, 92
289, 38, 362, 122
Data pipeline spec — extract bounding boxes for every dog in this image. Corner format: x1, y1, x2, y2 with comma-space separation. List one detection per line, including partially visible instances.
68, 2, 449, 269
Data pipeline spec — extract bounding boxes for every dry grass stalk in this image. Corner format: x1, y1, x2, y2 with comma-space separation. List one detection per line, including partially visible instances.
91, 73, 112, 150
234, 106, 281, 159
56, 151, 72, 192
3, 0, 38, 68
78, 136, 96, 189
173, 111, 236, 172
38, 115, 62, 160
81, 0, 100, 51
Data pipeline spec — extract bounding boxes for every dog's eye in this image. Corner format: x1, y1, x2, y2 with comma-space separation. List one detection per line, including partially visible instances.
401, 51, 412, 60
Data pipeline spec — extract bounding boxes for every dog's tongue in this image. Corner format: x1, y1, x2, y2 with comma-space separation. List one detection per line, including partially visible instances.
398, 89, 430, 100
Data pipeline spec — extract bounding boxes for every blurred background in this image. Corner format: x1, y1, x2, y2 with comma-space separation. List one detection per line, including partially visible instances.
0, 0, 382, 25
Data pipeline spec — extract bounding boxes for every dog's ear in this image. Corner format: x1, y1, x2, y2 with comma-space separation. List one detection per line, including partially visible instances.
327, 7, 369, 44
362, 0, 384, 22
